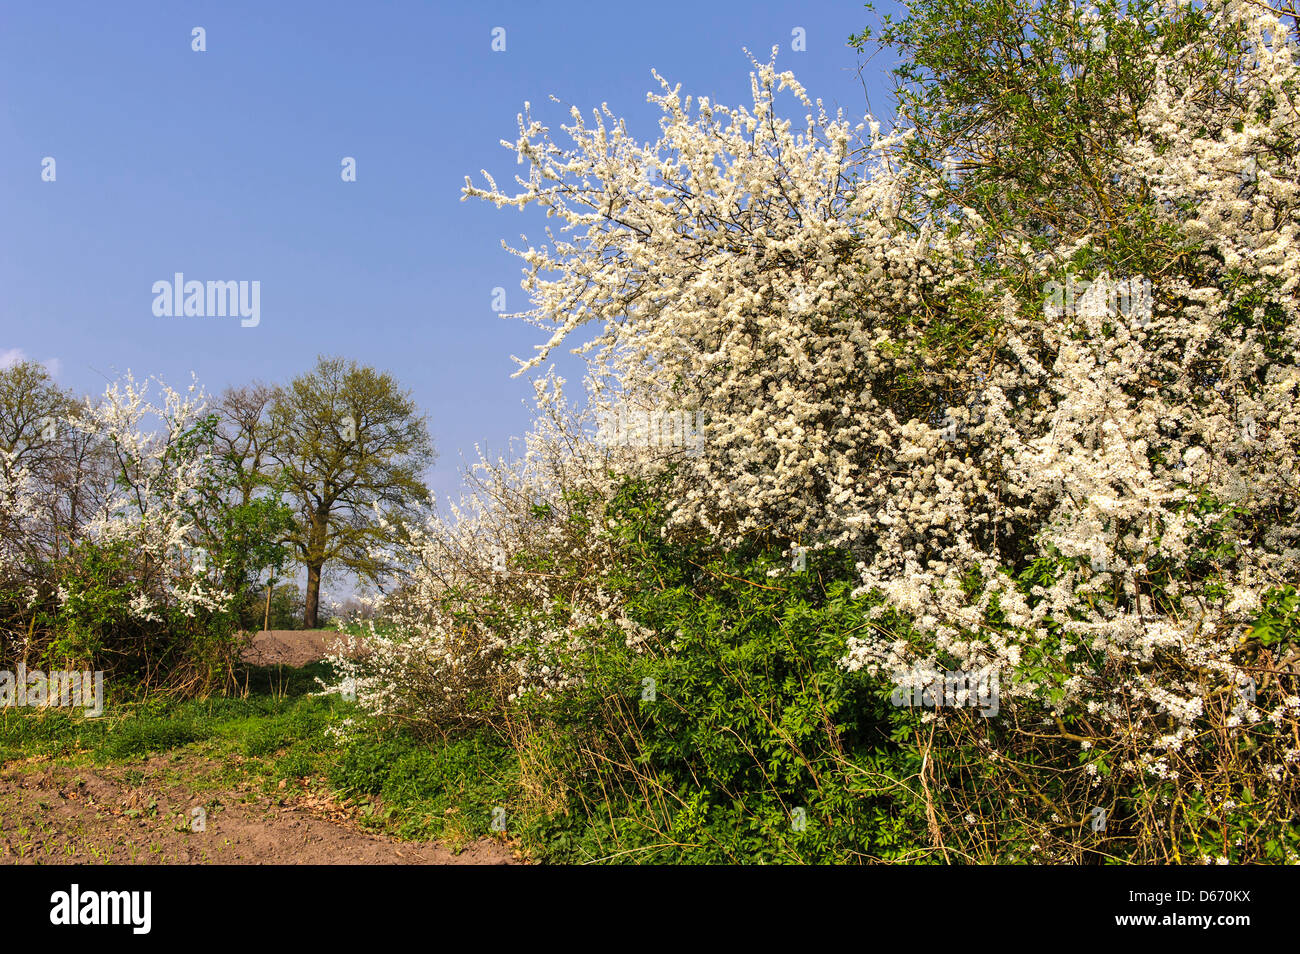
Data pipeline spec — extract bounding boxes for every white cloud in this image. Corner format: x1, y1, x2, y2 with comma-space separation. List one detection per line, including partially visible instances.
0, 348, 62, 377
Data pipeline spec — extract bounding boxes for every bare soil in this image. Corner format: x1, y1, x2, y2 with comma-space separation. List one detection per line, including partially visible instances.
0, 630, 520, 865
239, 628, 360, 668
0, 757, 517, 864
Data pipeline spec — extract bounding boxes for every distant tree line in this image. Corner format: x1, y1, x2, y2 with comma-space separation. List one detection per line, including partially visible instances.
0, 355, 433, 689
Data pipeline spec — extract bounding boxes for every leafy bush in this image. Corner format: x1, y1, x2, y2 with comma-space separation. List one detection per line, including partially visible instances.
507, 476, 929, 862
330, 727, 516, 842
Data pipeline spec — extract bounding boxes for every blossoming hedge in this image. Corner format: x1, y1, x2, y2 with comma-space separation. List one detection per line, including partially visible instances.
0, 371, 284, 692
343, 0, 1300, 861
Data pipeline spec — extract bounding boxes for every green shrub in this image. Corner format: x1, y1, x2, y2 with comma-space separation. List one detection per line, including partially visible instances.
507, 476, 930, 863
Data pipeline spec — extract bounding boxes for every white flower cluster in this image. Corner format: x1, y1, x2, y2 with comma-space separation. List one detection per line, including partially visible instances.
0, 372, 234, 640
326, 377, 653, 722
453, 3, 1300, 774
0, 454, 41, 578
855, 0, 1300, 762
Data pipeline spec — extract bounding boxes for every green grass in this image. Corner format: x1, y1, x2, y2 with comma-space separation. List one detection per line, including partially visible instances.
322, 618, 400, 639
327, 727, 516, 843
0, 662, 340, 764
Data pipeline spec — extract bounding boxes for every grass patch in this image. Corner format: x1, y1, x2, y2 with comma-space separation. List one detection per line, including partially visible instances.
328, 727, 517, 846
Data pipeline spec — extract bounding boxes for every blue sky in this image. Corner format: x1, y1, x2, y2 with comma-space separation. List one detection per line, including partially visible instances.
1, 0, 900, 505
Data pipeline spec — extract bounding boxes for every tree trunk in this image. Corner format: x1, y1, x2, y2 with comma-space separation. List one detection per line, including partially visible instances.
304, 563, 322, 629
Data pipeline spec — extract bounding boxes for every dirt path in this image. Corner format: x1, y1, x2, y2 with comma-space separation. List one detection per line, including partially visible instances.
0, 755, 518, 865
239, 628, 359, 667
0, 630, 518, 865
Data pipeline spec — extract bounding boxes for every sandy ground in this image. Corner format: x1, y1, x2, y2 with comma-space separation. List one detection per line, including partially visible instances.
0, 629, 520, 865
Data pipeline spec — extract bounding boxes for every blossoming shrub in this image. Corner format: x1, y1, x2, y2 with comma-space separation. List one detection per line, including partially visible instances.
341, 0, 1300, 862
0, 370, 279, 692
326, 380, 635, 728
